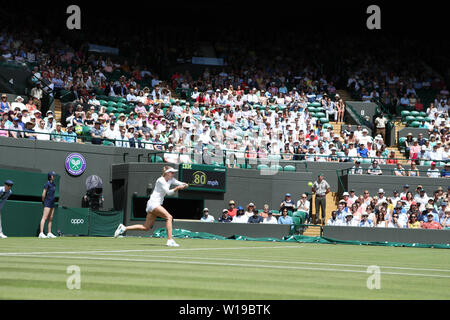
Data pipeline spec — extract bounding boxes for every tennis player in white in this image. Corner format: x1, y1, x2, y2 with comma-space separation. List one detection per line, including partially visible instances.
114, 166, 188, 247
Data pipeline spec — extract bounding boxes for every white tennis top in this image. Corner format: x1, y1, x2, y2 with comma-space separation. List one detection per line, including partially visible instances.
149, 177, 184, 206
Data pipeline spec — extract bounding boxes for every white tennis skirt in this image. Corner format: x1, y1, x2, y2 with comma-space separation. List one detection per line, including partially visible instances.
146, 200, 161, 213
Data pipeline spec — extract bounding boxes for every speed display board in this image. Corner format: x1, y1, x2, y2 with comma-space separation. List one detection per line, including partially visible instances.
178, 163, 227, 193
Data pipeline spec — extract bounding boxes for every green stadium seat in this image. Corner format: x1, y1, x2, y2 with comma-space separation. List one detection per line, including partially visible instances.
270, 165, 283, 171
315, 112, 326, 118
268, 154, 281, 161
424, 117, 433, 122
404, 116, 415, 123
410, 111, 420, 117
323, 124, 333, 129
401, 110, 410, 118
423, 161, 432, 166
293, 211, 307, 224
151, 156, 164, 163
257, 164, 269, 170
82, 126, 92, 142
106, 107, 117, 114
292, 216, 302, 226
283, 165, 296, 172
240, 163, 252, 169
415, 116, 425, 122
362, 158, 371, 164
315, 108, 326, 114
409, 121, 420, 128
398, 137, 407, 147
99, 100, 108, 106
419, 112, 427, 117
103, 141, 114, 146
319, 117, 329, 124
309, 102, 321, 107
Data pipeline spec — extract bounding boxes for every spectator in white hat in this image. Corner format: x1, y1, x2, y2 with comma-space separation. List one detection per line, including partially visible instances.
245, 203, 256, 218
375, 189, 387, 206
200, 208, 214, 222
11, 96, 26, 111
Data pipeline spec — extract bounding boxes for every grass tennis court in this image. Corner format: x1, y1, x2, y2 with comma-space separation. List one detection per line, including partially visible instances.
0, 237, 449, 300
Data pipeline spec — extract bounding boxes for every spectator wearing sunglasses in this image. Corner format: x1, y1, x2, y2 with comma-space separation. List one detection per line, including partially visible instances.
407, 214, 421, 229
421, 212, 443, 229
359, 212, 374, 227
440, 210, 450, 229
296, 194, 310, 223
388, 213, 402, 228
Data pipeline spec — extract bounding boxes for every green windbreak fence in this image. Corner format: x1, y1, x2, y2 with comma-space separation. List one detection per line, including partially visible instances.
151, 228, 450, 249
88, 210, 124, 237
57, 207, 89, 236
0, 168, 60, 199
1, 200, 59, 236
1, 203, 122, 237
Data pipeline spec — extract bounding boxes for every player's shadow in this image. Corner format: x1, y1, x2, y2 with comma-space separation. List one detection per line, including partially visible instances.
136, 243, 168, 247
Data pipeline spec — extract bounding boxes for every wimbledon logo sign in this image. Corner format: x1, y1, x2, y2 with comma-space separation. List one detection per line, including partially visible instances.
65, 153, 86, 176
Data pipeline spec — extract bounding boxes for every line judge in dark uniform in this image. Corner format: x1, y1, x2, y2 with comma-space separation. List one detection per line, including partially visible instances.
312, 173, 331, 225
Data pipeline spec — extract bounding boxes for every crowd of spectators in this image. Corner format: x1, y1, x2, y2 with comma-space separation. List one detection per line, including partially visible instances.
349, 159, 450, 178
200, 194, 310, 225
327, 185, 450, 229
0, 28, 449, 173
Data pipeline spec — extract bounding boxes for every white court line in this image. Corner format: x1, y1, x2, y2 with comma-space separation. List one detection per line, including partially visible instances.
0, 245, 303, 256
2, 246, 449, 273
4, 254, 450, 279
81, 252, 450, 273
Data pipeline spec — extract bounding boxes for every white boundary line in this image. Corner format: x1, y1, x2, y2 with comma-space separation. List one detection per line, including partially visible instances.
1, 246, 449, 273
0, 245, 303, 256
78, 252, 450, 273
4, 254, 450, 279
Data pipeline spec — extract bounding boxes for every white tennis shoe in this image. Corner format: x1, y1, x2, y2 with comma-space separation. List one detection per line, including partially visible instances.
38, 232, 47, 238
114, 224, 126, 238
0, 233, 7, 239
166, 239, 179, 247
47, 233, 57, 238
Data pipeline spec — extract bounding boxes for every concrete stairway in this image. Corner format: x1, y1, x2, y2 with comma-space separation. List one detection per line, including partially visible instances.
302, 192, 338, 237
54, 99, 62, 123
